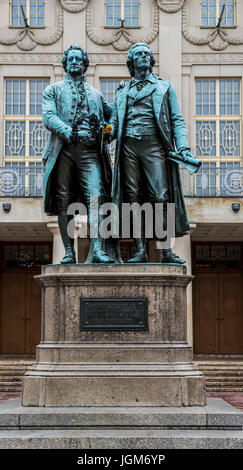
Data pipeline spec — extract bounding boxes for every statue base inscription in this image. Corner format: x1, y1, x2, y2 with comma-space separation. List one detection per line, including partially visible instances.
22, 264, 205, 407
80, 297, 148, 331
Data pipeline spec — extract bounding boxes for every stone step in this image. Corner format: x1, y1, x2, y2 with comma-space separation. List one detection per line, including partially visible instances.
0, 361, 34, 392
195, 361, 243, 392
206, 376, 243, 381
0, 363, 34, 369
196, 364, 243, 369
201, 371, 243, 382
207, 387, 243, 392
0, 397, 242, 449
0, 376, 22, 382
0, 429, 243, 449
206, 381, 243, 387
0, 370, 31, 376
0, 383, 22, 392
198, 367, 243, 372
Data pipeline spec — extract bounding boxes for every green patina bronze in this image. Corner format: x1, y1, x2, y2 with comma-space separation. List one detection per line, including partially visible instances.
42, 43, 201, 265
109, 42, 201, 264
42, 45, 114, 264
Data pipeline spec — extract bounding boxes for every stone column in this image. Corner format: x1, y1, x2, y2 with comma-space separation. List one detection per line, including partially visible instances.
47, 220, 65, 264
62, 3, 86, 50
173, 224, 197, 346
54, 64, 63, 82
182, 65, 192, 142
158, 6, 182, 100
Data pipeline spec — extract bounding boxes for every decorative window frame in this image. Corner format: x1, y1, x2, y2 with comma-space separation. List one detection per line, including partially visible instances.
9, 0, 46, 29
195, 77, 242, 164
104, 0, 141, 29
200, 0, 237, 29
3, 77, 50, 166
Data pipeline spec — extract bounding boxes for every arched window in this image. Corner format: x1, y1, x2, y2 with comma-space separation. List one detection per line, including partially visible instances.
105, 0, 140, 27
201, 0, 235, 27
10, 0, 45, 27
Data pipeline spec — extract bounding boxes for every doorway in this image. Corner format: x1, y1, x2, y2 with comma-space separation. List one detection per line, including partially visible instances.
0, 242, 51, 354
192, 242, 243, 354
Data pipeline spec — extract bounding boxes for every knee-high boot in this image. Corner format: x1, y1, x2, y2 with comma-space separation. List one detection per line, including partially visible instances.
58, 212, 76, 264
160, 204, 185, 264
88, 198, 115, 264
127, 213, 148, 263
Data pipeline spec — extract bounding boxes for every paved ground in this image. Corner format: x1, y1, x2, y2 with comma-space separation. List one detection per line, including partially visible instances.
0, 392, 21, 404
0, 392, 243, 411
207, 392, 243, 411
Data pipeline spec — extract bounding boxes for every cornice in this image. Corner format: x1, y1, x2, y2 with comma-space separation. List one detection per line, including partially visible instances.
0, 52, 159, 65
182, 52, 243, 64
0, 53, 63, 64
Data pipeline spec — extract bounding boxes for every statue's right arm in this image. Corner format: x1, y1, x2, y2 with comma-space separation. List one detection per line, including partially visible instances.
42, 84, 72, 142
108, 94, 118, 141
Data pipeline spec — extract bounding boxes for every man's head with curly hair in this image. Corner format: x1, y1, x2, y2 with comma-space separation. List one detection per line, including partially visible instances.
62, 45, 89, 74
126, 43, 155, 77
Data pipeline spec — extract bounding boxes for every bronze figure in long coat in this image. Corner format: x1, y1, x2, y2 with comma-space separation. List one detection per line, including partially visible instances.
42, 45, 114, 264
109, 43, 200, 263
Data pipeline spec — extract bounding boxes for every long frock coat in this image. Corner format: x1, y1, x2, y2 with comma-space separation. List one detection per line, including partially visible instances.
109, 75, 191, 237
42, 74, 112, 215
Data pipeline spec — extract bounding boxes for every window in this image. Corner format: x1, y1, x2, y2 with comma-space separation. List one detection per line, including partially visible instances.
100, 79, 130, 162
201, 0, 235, 27
105, 0, 140, 27
194, 78, 241, 196
10, 0, 45, 27
196, 78, 241, 160
100, 79, 130, 104
193, 242, 242, 269
1, 242, 51, 268
4, 78, 50, 163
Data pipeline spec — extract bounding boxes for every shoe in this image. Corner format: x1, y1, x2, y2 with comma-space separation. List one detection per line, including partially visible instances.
61, 248, 76, 264
92, 249, 115, 264
127, 250, 148, 263
162, 248, 185, 264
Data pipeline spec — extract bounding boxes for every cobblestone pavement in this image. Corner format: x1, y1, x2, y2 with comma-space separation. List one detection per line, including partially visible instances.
0, 392, 243, 411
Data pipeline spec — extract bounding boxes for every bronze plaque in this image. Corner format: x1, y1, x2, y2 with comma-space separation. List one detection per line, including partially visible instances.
80, 297, 148, 331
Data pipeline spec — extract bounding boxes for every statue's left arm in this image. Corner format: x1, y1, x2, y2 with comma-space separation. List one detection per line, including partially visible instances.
167, 83, 190, 154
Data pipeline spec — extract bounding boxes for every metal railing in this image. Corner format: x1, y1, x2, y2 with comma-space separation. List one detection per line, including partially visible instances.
0, 163, 43, 197
180, 163, 243, 197
0, 163, 242, 198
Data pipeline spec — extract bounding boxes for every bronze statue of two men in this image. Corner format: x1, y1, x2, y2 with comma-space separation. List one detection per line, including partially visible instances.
42, 43, 200, 265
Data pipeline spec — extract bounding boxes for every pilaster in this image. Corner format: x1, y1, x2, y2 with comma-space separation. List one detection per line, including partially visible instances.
158, 7, 182, 102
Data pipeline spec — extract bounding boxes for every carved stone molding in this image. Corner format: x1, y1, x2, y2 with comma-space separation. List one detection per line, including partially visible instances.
157, 0, 184, 13
0, 52, 160, 66
88, 52, 159, 64
60, 0, 89, 13
0, 6, 63, 51
182, 52, 243, 64
182, 1, 243, 51
86, 1, 159, 51
0, 53, 62, 64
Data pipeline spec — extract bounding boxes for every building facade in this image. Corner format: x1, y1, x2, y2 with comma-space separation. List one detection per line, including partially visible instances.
0, 0, 242, 359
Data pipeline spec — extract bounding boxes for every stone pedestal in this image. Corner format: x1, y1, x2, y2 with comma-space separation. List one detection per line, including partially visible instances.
22, 264, 205, 407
